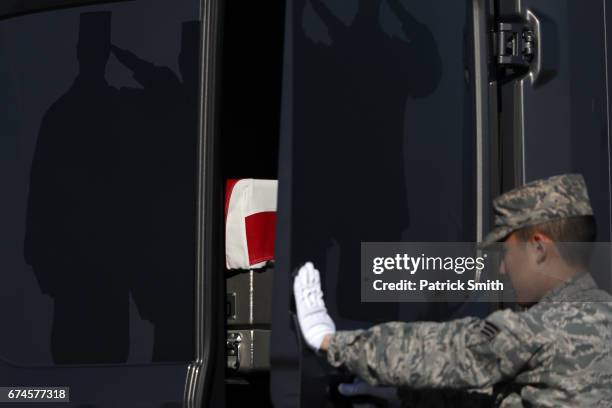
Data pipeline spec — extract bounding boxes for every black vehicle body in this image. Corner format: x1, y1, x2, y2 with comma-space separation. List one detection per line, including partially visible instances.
0, 0, 611, 407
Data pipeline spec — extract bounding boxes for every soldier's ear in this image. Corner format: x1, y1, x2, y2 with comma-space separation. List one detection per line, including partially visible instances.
530, 232, 550, 264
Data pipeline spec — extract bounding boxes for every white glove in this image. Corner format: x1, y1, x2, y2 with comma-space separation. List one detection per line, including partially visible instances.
338, 379, 401, 408
293, 262, 336, 351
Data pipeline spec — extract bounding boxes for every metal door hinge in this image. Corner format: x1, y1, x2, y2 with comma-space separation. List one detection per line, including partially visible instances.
492, 21, 536, 68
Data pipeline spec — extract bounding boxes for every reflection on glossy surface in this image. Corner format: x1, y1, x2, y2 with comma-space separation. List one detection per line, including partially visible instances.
294, 0, 444, 323
26, 11, 130, 365
273, 1, 477, 405
1, 0, 199, 367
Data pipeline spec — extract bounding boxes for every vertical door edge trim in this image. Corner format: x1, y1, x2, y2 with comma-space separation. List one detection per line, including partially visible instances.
603, 0, 612, 242
186, 0, 223, 406
472, 0, 489, 246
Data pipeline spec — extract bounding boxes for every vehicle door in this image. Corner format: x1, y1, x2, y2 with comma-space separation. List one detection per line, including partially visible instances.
0, 1, 202, 406
271, 0, 494, 405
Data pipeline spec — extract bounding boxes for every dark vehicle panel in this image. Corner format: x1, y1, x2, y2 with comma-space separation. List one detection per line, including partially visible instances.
0, 0, 200, 405
497, 0, 612, 242
272, 0, 481, 405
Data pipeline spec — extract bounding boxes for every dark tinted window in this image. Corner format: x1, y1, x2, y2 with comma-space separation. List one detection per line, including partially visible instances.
0, 0, 199, 366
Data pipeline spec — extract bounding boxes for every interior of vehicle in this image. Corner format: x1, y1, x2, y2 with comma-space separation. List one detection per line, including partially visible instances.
218, 0, 285, 405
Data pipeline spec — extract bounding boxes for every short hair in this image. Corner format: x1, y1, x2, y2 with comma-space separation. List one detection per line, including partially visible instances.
515, 215, 597, 267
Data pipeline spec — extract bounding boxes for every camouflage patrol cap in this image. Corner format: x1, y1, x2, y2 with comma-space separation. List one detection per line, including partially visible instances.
480, 174, 593, 247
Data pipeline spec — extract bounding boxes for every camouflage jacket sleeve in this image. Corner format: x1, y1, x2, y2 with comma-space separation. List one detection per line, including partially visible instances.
326, 310, 546, 389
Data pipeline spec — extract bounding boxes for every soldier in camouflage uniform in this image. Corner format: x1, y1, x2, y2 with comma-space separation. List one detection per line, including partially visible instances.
294, 173, 612, 407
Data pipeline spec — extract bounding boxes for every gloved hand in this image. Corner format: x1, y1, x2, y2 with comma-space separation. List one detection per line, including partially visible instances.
338, 379, 401, 408
293, 262, 336, 351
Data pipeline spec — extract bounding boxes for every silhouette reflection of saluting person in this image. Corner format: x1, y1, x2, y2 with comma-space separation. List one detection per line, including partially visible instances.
25, 12, 129, 364
295, 0, 442, 322
112, 22, 199, 362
